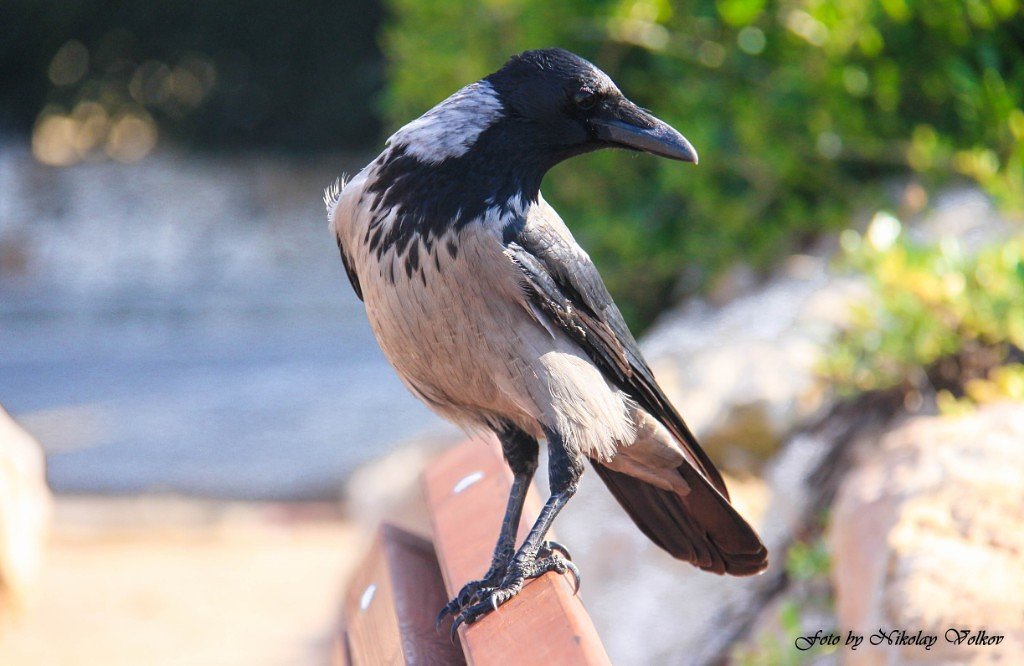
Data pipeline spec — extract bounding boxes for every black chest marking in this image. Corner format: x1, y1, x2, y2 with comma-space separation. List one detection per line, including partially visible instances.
363, 123, 554, 283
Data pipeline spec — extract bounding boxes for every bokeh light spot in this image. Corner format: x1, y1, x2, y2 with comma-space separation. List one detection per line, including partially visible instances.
737, 27, 766, 55
698, 41, 726, 68
867, 211, 902, 251
105, 111, 158, 163
32, 110, 78, 166
817, 131, 842, 159
48, 40, 89, 86
842, 66, 870, 97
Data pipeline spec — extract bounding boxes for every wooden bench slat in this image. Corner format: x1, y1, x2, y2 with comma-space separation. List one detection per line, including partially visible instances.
422, 438, 611, 666
342, 530, 402, 665
340, 524, 465, 665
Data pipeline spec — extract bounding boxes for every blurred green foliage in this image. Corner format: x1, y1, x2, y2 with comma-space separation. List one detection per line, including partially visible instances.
0, 0, 385, 151
825, 221, 1024, 409
732, 601, 811, 666
731, 534, 836, 665
786, 535, 832, 581
383, 0, 1024, 328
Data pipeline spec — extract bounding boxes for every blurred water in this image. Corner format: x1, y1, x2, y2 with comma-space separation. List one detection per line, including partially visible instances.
0, 140, 444, 499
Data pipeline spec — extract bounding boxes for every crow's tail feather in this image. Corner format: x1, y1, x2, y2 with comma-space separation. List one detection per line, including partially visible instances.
590, 461, 767, 576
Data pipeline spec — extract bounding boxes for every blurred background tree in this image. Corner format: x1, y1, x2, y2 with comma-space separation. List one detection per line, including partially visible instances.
385, 0, 1024, 326
2, 0, 1022, 327
0, 0, 385, 152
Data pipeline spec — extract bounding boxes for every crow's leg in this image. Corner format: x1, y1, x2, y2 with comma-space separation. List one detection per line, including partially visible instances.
451, 427, 582, 634
437, 423, 538, 625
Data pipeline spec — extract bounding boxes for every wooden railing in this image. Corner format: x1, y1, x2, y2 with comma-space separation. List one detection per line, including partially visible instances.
336, 438, 610, 665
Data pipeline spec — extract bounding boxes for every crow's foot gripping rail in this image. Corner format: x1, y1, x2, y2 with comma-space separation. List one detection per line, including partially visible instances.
336, 438, 610, 666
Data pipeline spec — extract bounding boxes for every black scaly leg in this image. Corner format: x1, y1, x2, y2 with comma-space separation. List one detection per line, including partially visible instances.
449, 426, 583, 635
437, 422, 539, 625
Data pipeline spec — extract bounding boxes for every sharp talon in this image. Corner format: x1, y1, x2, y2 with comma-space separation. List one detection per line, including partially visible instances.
564, 559, 581, 595
542, 540, 573, 561
435, 605, 452, 632
450, 614, 465, 644
490, 594, 500, 612
436, 595, 464, 630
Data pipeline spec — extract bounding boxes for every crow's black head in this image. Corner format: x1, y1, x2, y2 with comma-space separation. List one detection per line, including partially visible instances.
369, 48, 697, 254
485, 48, 697, 166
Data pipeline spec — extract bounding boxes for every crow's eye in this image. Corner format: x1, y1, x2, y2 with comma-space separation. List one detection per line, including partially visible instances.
573, 88, 597, 110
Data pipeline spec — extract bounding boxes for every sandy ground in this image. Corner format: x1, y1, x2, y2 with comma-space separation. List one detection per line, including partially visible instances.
0, 496, 366, 666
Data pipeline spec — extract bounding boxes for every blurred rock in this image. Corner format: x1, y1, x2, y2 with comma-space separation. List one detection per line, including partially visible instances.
707, 262, 758, 307
830, 402, 1024, 664
0, 405, 52, 615
908, 187, 1016, 252
642, 255, 867, 473
342, 426, 461, 539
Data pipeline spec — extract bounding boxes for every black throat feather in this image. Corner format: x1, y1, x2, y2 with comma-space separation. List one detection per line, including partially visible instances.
364, 118, 557, 266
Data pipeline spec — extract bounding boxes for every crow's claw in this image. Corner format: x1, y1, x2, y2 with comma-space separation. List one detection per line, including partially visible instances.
442, 551, 581, 634
561, 557, 581, 595
538, 540, 573, 561
436, 600, 458, 631
436, 587, 485, 629
436, 570, 505, 630
523, 552, 579, 595
450, 583, 523, 638
449, 613, 464, 644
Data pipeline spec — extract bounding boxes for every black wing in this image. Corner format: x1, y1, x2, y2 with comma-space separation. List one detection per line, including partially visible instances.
504, 220, 727, 496
505, 218, 767, 575
336, 236, 363, 301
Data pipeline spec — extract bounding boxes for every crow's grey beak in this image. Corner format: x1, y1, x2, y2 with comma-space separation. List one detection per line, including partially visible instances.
591, 101, 698, 164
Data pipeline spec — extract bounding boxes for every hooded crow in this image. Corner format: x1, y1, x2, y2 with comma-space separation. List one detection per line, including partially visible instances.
327, 47, 767, 633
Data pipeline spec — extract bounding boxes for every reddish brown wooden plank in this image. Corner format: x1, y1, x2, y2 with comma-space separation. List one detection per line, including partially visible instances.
423, 438, 611, 666
342, 531, 403, 665
340, 524, 464, 665
381, 525, 466, 666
